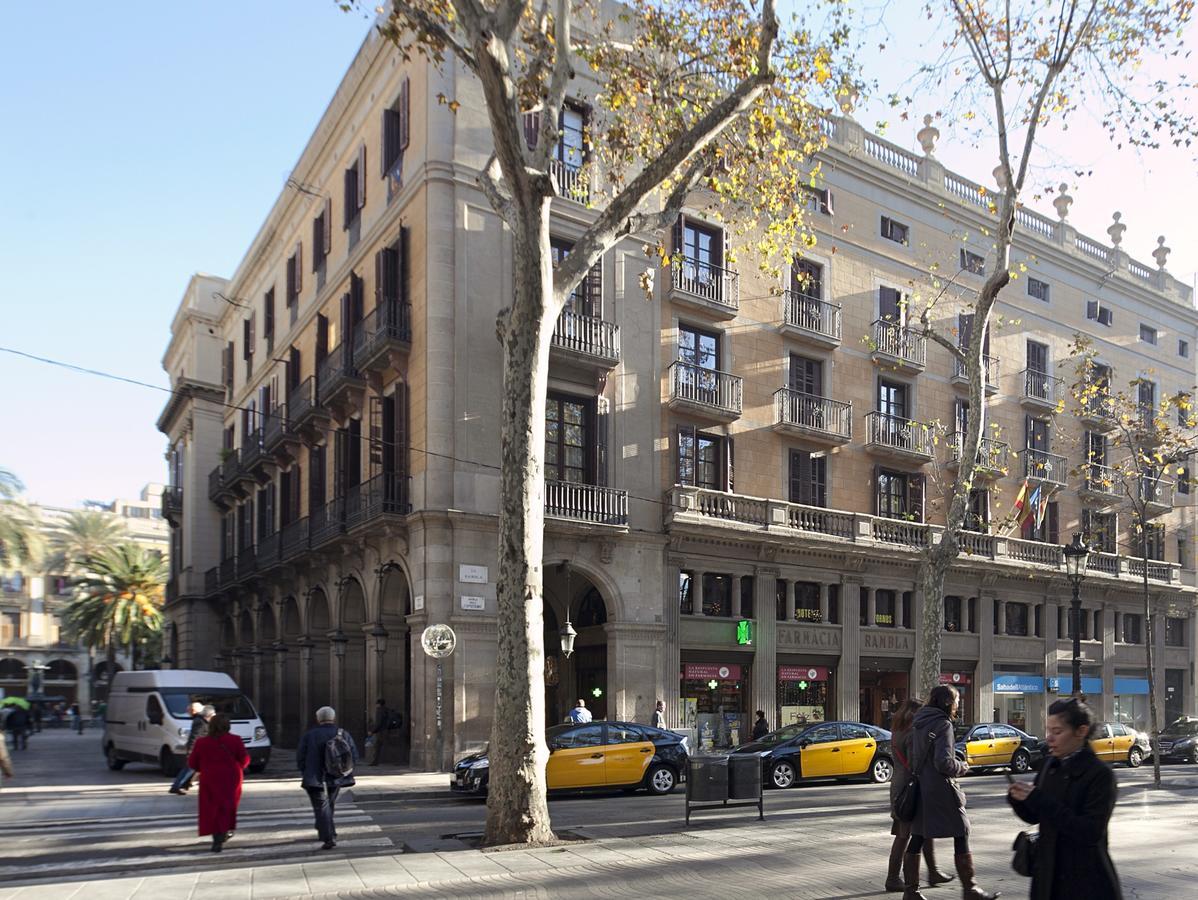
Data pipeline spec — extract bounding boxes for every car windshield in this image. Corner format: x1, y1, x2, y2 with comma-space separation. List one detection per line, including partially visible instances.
753, 725, 809, 746
160, 688, 259, 721
1165, 719, 1198, 736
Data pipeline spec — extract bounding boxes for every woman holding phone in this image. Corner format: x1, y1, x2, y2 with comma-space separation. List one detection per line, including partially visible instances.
1007, 697, 1121, 899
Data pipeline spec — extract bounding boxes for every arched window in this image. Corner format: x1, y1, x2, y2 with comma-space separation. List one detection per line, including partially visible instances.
45, 659, 78, 680
576, 588, 607, 628
0, 658, 27, 680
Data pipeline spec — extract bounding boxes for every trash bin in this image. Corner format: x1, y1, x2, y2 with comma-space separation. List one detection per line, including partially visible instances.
728, 752, 763, 800
686, 755, 729, 802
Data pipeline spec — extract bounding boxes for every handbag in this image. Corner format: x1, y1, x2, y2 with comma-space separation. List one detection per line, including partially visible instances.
892, 733, 933, 823
1012, 830, 1038, 877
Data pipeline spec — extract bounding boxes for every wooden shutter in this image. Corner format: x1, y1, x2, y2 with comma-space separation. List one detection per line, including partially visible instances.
1087, 300, 1098, 320
725, 437, 735, 492
323, 197, 332, 254
356, 144, 367, 209
333, 429, 347, 499
288, 346, 301, 392
308, 446, 323, 509
294, 242, 302, 293
279, 470, 291, 526
368, 395, 383, 478
811, 455, 827, 507
291, 463, 302, 519
523, 111, 540, 150
286, 254, 296, 303
789, 450, 811, 504
381, 109, 395, 175
672, 214, 686, 254
243, 319, 252, 360
382, 394, 395, 476
316, 314, 329, 362
264, 289, 274, 341
399, 76, 410, 152
585, 258, 603, 317
396, 380, 409, 490
351, 275, 364, 322
1047, 502, 1060, 544
595, 396, 608, 486
311, 218, 321, 271
399, 226, 410, 303
1027, 340, 1047, 372
879, 286, 901, 321
910, 474, 926, 523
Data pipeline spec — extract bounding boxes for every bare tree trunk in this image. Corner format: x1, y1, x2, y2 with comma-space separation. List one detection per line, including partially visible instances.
1140, 510, 1162, 787
484, 204, 558, 846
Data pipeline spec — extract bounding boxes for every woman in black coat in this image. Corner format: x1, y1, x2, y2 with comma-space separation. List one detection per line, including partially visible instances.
886, 698, 954, 892
1008, 697, 1121, 899
903, 685, 998, 900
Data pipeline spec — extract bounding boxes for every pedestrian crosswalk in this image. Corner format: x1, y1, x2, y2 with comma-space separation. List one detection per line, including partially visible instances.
0, 798, 395, 882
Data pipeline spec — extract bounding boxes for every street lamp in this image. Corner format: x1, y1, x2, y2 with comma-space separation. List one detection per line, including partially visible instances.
370, 623, 389, 658
298, 637, 315, 667
330, 629, 348, 661
558, 563, 576, 658
1063, 532, 1091, 697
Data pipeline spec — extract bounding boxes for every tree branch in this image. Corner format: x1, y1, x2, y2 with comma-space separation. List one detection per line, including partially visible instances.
622, 158, 705, 236
554, 0, 780, 298
478, 153, 515, 224
533, 0, 574, 172
390, 1, 480, 75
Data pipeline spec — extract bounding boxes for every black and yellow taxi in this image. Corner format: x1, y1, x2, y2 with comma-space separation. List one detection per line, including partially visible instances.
731, 721, 894, 788
1089, 722, 1149, 767
450, 721, 689, 797
953, 723, 1043, 773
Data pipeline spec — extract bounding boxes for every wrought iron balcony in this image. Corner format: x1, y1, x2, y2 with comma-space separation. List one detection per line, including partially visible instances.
353, 299, 412, 374
310, 497, 346, 547
870, 320, 926, 372
263, 404, 300, 457
161, 485, 183, 525
1139, 475, 1174, 516
288, 377, 329, 437
545, 481, 628, 527
864, 411, 934, 462
669, 257, 739, 318
281, 517, 310, 561
345, 473, 411, 530
1079, 462, 1122, 501
1079, 392, 1116, 430
550, 311, 620, 369
947, 434, 1009, 478
317, 343, 365, 409
780, 291, 841, 347
239, 429, 267, 481
667, 361, 742, 422
219, 557, 236, 587
951, 355, 1000, 395
204, 567, 219, 596
236, 547, 258, 580
1019, 448, 1068, 487
1021, 368, 1062, 411
256, 531, 281, 571
772, 389, 852, 444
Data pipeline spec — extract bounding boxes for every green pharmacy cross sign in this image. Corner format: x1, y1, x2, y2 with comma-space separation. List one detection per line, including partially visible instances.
591, 687, 603, 698
707, 679, 719, 690
736, 620, 753, 645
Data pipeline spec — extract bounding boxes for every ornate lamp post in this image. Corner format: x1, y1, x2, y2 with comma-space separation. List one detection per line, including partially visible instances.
1063, 533, 1091, 697
330, 629, 348, 662
558, 564, 576, 658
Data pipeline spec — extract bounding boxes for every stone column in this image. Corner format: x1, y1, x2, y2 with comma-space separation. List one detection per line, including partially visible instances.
1112, 610, 1122, 644
298, 640, 313, 735
664, 561, 683, 724
840, 578, 863, 721
818, 583, 830, 624
784, 579, 796, 623
865, 587, 876, 628
731, 575, 743, 619
752, 568, 779, 721
693, 569, 706, 616
273, 648, 286, 742
978, 593, 996, 724
996, 600, 1007, 637
1101, 601, 1116, 720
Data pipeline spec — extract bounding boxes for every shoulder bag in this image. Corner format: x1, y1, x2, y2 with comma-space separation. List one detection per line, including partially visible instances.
892, 729, 934, 822
1012, 830, 1038, 877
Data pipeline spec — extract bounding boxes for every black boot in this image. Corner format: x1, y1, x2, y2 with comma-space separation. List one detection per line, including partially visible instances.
924, 841, 955, 886
903, 852, 930, 900
211, 834, 223, 853
885, 834, 906, 892
954, 853, 999, 900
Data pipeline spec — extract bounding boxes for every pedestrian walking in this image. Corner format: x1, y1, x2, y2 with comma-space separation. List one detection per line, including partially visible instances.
170, 703, 214, 794
567, 699, 592, 724
651, 700, 666, 729
297, 706, 359, 850
752, 710, 770, 740
366, 699, 389, 766
903, 685, 998, 900
1008, 697, 1121, 899
187, 713, 249, 852
0, 722, 13, 789
5, 705, 30, 751
69, 703, 83, 735
885, 698, 954, 892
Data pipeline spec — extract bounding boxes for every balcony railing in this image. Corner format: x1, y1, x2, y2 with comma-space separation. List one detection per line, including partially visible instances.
219, 557, 236, 587
952, 354, 1000, 393
1020, 448, 1068, 486
263, 404, 298, 452
948, 434, 1009, 474
161, 485, 183, 524
288, 377, 321, 428
208, 466, 223, 502
310, 497, 346, 547
1140, 475, 1174, 510
1080, 392, 1115, 427
1021, 368, 1062, 408
665, 486, 1181, 585
1081, 463, 1122, 498
256, 531, 280, 570
668, 361, 742, 419
865, 411, 934, 459
550, 311, 621, 367
204, 567, 219, 596
545, 481, 628, 526
353, 298, 412, 370
317, 343, 365, 406
550, 158, 589, 202
220, 452, 241, 488
871, 320, 926, 369
236, 547, 257, 580
773, 389, 852, 442
345, 473, 411, 529
781, 291, 841, 345
669, 257, 739, 314
281, 517, 310, 561
241, 428, 265, 471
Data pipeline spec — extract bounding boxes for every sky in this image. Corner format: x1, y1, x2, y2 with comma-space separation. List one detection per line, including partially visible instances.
1, 2, 1194, 509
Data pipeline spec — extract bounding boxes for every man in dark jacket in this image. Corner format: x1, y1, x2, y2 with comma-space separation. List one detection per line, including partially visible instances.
170, 702, 211, 794
1009, 697, 1121, 899
297, 705, 359, 850
5, 706, 30, 750
751, 710, 770, 740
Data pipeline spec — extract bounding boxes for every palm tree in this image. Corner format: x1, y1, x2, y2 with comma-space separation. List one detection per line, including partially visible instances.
50, 509, 127, 574
0, 468, 44, 571
65, 543, 166, 673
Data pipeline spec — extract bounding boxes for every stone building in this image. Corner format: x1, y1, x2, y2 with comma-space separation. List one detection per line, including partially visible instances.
158, 18, 1198, 767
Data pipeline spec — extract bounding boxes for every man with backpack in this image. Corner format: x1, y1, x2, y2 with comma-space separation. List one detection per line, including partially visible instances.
297, 706, 358, 850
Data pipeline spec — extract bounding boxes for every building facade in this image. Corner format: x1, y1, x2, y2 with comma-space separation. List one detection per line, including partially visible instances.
159, 19, 1198, 768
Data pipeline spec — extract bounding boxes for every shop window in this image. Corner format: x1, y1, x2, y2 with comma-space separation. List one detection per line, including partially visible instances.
1122, 613, 1142, 644
740, 576, 755, 619
875, 590, 897, 627
679, 571, 694, 615
1165, 617, 1186, 647
1006, 603, 1029, 636
777, 667, 832, 726
944, 596, 963, 633
702, 574, 731, 617
827, 584, 840, 624
795, 582, 821, 622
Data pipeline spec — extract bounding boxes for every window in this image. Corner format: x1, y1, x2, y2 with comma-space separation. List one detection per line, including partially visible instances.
880, 216, 909, 245
677, 426, 730, 491
702, 574, 732, 617
1165, 617, 1186, 647
876, 468, 924, 521
263, 288, 275, 354
343, 144, 365, 229
1138, 380, 1157, 424
381, 76, 411, 181
0, 611, 18, 643
550, 237, 601, 316
1027, 277, 1050, 302
802, 185, 833, 215
242, 314, 255, 379
1006, 603, 1029, 636
1140, 324, 1158, 345
1122, 614, 1142, 644
556, 103, 586, 170
1180, 468, 1192, 496
1086, 299, 1113, 326
1135, 523, 1165, 561
740, 576, 755, 618
1064, 606, 1090, 640
1082, 510, 1117, 554
966, 489, 990, 532
875, 590, 896, 627
1179, 339, 1189, 358
553, 724, 604, 748
545, 394, 592, 484
791, 258, 822, 301
1021, 500, 1059, 544
960, 248, 986, 275
794, 582, 820, 622
679, 571, 693, 614
789, 450, 827, 508
676, 217, 723, 276
944, 596, 963, 633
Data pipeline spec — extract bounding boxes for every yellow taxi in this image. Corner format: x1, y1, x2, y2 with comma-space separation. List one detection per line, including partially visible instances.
731, 721, 895, 787
953, 723, 1043, 773
1089, 722, 1148, 767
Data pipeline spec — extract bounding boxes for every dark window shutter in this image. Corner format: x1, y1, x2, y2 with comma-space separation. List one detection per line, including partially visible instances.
585, 259, 603, 317
1048, 502, 1060, 544
399, 76, 410, 152
523, 110, 540, 150
294, 242, 302, 293
264, 289, 274, 339
812, 455, 827, 507
368, 395, 383, 478
595, 396, 608, 486
286, 255, 296, 304
910, 474, 925, 522
672, 213, 685, 254
381, 109, 394, 176
396, 381, 409, 507
243, 319, 252, 360
725, 437, 734, 492
374, 248, 384, 308
309, 446, 323, 510
340, 292, 352, 342
291, 463, 302, 519
323, 197, 332, 254
288, 346, 301, 391
789, 450, 811, 504
312, 218, 321, 271
399, 226, 410, 304
316, 315, 329, 363
357, 144, 367, 209
333, 429, 347, 499
351, 274, 364, 322
1087, 300, 1098, 320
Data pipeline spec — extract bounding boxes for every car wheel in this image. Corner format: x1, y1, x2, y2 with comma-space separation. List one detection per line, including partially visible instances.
159, 747, 181, 777
770, 760, 797, 789
248, 763, 267, 775
645, 764, 677, 795
1011, 750, 1031, 774
106, 744, 126, 771
870, 756, 894, 784
1128, 747, 1143, 768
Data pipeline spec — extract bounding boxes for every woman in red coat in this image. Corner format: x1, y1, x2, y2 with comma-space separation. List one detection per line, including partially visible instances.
187, 713, 249, 851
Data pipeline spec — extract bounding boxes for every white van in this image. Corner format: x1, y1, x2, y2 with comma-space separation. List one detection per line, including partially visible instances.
103, 669, 271, 775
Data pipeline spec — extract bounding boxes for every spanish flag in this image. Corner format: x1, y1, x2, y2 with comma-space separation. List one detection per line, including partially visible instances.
1012, 480, 1029, 520
1022, 483, 1042, 528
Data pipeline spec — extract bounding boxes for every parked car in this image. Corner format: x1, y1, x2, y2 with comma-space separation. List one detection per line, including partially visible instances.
1090, 722, 1150, 767
1156, 717, 1198, 763
953, 723, 1042, 773
103, 669, 271, 775
450, 721, 689, 797
731, 720, 894, 788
